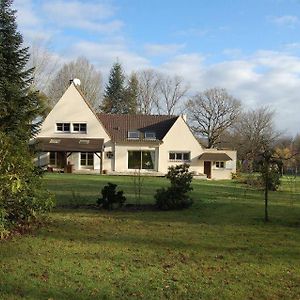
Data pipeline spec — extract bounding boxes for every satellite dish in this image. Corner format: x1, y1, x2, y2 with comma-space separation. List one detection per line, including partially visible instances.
73, 78, 81, 86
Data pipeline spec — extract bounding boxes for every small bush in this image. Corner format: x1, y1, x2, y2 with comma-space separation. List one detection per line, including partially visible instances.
259, 165, 281, 191
97, 182, 126, 210
155, 187, 193, 210
155, 164, 193, 210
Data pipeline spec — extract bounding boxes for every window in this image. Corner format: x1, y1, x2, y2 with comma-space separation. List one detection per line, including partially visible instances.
80, 152, 94, 167
56, 123, 70, 132
73, 123, 87, 133
128, 151, 155, 169
169, 152, 190, 161
128, 131, 140, 139
79, 140, 90, 144
215, 161, 225, 168
145, 132, 156, 139
49, 152, 57, 166
49, 139, 61, 144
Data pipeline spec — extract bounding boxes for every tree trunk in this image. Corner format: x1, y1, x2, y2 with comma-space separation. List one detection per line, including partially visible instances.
264, 165, 269, 222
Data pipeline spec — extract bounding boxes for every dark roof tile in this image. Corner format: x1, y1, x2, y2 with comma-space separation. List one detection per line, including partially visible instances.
97, 114, 178, 142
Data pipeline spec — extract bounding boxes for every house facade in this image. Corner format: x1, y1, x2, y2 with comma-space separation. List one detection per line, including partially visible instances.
35, 82, 237, 180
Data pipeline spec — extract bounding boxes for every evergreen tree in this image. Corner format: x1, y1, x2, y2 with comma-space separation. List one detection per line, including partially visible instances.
101, 62, 126, 114
124, 72, 138, 114
0, 0, 43, 140
0, 0, 53, 238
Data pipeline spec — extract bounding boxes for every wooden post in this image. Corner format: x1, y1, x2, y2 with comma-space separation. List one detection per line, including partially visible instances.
100, 148, 103, 175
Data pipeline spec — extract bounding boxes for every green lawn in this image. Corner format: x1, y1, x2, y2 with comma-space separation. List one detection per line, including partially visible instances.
1, 174, 300, 299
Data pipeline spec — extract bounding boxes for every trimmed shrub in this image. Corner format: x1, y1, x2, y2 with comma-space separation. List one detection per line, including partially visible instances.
97, 183, 126, 210
155, 164, 193, 210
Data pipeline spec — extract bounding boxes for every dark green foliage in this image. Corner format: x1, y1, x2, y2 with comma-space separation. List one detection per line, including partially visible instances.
155, 164, 193, 210
256, 148, 282, 221
0, 134, 54, 237
259, 165, 281, 191
101, 62, 126, 114
97, 182, 126, 210
257, 149, 282, 192
101, 62, 138, 114
0, 1, 54, 237
124, 72, 138, 114
0, 0, 43, 139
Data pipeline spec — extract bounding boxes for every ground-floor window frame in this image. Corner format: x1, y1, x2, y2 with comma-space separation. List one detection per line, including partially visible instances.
128, 150, 155, 170
215, 161, 225, 168
169, 151, 191, 162
49, 152, 57, 166
80, 152, 94, 168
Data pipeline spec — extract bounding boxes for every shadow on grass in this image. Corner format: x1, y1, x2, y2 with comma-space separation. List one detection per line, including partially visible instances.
0, 281, 111, 300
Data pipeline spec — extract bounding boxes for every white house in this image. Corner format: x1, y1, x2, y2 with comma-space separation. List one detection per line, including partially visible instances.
35, 81, 237, 180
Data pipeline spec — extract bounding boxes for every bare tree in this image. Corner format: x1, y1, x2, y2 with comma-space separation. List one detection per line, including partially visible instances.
46, 57, 102, 109
156, 75, 189, 115
234, 107, 280, 162
136, 69, 160, 114
27, 41, 60, 92
186, 88, 241, 148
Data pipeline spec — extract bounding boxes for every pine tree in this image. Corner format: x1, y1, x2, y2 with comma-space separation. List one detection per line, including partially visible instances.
0, 0, 43, 140
0, 0, 53, 237
124, 72, 138, 114
101, 62, 126, 114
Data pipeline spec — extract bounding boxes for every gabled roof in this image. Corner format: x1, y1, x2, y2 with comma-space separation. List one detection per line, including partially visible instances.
73, 84, 111, 139
97, 114, 178, 142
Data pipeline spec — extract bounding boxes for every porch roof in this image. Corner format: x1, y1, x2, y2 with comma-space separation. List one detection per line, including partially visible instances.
198, 152, 232, 161
36, 137, 104, 152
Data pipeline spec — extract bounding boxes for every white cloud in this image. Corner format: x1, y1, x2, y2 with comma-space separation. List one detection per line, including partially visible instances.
283, 42, 300, 52
144, 43, 185, 56
159, 51, 300, 135
42, 0, 123, 33
12, 0, 300, 135
72, 41, 150, 76
14, 0, 58, 42
14, 0, 40, 27
269, 15, 299, 27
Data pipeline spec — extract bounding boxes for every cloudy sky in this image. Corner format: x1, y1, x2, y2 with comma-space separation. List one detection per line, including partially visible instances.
14, 0, 300, 136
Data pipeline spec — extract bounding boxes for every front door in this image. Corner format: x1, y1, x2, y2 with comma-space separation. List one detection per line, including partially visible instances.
204, 161, 211, 179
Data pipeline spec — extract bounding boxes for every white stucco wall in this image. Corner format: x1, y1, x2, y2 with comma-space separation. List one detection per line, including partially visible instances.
206, 149, 237, 180
158, 117, 204, 174
38, 84, 110, 141
114, 143, 159, 172
36, 83, 111, 171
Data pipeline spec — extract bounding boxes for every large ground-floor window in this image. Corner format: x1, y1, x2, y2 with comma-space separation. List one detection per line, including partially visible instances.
80, 152, 94, 167
128, 151, 155, 170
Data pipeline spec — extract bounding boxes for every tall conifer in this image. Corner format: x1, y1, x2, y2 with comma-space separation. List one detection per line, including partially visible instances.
101, 62, 126, 114
125, 72, 138, 114
0, 0, 41, 140
0, 0, 53, 237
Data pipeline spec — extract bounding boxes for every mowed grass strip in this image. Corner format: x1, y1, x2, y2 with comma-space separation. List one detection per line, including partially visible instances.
0, 174, 300, 299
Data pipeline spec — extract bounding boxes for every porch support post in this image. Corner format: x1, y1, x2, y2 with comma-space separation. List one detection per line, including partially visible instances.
100, 148, 104, 174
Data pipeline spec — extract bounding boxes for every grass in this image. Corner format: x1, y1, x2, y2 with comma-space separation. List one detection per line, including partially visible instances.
0, 174, 300, 299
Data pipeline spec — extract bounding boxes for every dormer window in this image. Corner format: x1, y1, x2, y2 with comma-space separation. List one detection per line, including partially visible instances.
56, 123, 70, 132
145, 132, 156, 139
128, 131, 140, 139
73, 123, 87, 133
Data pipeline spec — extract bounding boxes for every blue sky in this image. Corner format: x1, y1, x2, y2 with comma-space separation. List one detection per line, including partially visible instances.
14, 0, 300, 135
